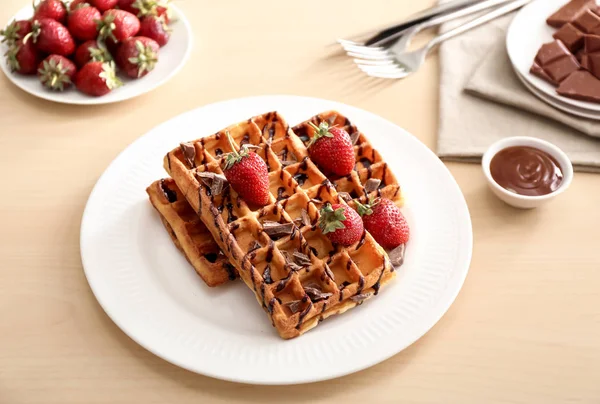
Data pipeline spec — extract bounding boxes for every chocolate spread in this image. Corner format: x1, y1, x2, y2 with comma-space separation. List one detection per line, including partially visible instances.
490, 146, 563, 196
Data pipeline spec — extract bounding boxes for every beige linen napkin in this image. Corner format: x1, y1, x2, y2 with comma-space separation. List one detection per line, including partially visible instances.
437, 13, 600, 172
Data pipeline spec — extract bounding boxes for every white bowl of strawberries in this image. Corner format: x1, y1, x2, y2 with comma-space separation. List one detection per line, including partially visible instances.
0, 0, 192, 104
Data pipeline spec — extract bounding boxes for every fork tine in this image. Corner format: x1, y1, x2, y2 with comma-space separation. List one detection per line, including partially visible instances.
353, 58, 395, 66
337, 39, 361, 46
347, 51, 392, 60
341, 44, 387, 55
357, 63, 406, 74
365, 70, 409, 79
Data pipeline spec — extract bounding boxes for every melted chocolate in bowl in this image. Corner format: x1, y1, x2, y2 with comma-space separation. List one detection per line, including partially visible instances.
490, 146, 563, 197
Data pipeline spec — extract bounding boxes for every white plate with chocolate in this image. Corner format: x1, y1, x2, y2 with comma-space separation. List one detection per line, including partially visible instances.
80, 95, 473, 384
513, 64, 600, 119
507, 0, 600, 111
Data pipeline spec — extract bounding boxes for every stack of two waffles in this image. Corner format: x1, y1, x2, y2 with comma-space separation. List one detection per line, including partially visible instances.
147, 111, 406, 339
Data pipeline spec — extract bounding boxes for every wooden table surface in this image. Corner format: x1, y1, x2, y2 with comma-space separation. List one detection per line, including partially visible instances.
1, 0, 599, 403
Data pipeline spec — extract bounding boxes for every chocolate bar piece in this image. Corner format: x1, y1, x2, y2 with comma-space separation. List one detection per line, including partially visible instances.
530, 40, 581, 86
553, 23, 585, 52
547, 0, 596, 28
572, 9, 600, 34
553, 9, 600, 53
582, 34, 600, 78
557, 70, 600, 102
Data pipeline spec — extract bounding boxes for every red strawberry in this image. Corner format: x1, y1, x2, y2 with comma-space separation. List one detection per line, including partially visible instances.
0, 20, 32, 47
74, 39, 112, 67
116, 36, 159, 78
139, 15, 170, 46
75, 61, 122, 96
117, 0, 139, 14
4, 39, 41, 75
68, 4, 101, 41
307, 121, 355, 176
118, 0, 154, 16
37, 54, 76, 91
118, 0, 171, 22
26, 19, 75, 56
34, 0, 67, 24
88, 0, 119, 12
318, 203, 363, 246
69, 0, 89, 11
356, 198, 409, 249
97, 9, 140, 43
222, 133, 270, 206
155, 5, 170, 24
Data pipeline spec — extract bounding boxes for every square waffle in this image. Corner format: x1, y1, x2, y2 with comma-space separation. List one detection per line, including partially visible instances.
147, 178, 237, 287
163, 111, 403, 339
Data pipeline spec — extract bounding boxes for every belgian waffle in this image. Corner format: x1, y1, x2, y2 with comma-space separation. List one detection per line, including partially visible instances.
146, 178, 237, 287
164, 111, 403, 339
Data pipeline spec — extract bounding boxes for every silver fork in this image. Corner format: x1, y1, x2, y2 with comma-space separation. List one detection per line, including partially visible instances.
362, 0, 516, 50
338, 0, 513, 61
351, 0, 530, 79
342, 0, 484, 46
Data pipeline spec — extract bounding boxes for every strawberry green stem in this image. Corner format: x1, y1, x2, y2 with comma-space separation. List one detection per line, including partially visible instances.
318, 203, 347, 234
355, 196, 380, 217
223, 132, 248, 170
307, 121, 335, 148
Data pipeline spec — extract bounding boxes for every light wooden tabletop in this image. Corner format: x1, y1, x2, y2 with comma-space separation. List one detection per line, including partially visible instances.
1, 0, 599, 403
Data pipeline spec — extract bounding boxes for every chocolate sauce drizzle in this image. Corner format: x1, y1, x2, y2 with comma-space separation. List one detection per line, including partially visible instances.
277, 187, 287, 201
260, 282, 266, 308
160, 179, 178, 203
296, 298, 312, 330
356, 231, 367, 250
293, 173, 308, 187
356, 276, 365, 295
267, 297, 276, 315
224, 263, 237, 281
372, 257, 387, 295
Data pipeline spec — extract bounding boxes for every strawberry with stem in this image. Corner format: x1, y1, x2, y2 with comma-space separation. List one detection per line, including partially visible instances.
37, 54, 76, 91
318, 203, 363, 246
356, 197, 409, 249
75, 61, 122, 96
116, 36, 159, 78
222, 133, 270, 206
24, 18, 75, 56
1, 20, 32, 47
307, 121, 355, 176
74, 40, 113, 68
97, 9, 140, 44
5, 38, 41, 75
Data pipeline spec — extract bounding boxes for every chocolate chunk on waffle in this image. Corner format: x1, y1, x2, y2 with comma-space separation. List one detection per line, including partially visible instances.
164, 111, 400, 339
147, 178, 237, 287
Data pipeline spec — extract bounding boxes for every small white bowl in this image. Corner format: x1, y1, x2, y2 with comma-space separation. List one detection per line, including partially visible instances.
482, 137, 573, 209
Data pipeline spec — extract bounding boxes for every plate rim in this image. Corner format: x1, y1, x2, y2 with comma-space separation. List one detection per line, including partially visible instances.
512, 63, 600, 120
80, 95, 473, 384
0, 4, 193, 105
506, 0, 600, 112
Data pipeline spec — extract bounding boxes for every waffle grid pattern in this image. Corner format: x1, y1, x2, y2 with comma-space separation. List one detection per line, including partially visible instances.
162, 111, 403, 338
146, 178, 236, 287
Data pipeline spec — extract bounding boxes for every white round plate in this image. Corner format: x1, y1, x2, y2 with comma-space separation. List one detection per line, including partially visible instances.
80, 96, 473, 385
507, 0, 600, 112
0, 5, 192, 105
513, 64, 600, 120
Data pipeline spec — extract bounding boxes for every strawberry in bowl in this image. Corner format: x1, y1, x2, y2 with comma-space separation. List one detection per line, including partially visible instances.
0, 0, 185, 102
